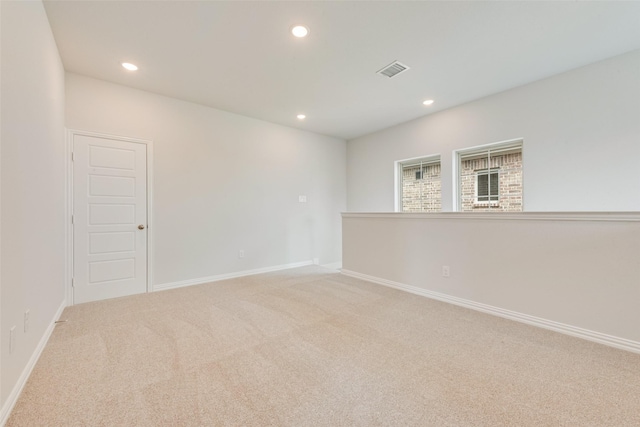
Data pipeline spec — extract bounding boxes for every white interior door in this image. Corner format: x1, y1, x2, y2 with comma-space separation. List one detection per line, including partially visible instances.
73, 134, 148, 304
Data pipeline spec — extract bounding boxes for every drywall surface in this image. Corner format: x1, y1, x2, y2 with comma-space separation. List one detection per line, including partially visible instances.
0, 0, 66, 407
347, 50, 640, 212
65, 73, 347, 286
342, 213, 640, 347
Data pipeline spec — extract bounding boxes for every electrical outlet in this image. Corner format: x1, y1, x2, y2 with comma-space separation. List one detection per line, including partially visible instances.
238, 250, 245, 259
10, 326, 16, 354
442, 265, 450, 278
24, 310, 30, 333
313, 258, 320, 265
298, 195, 307, 203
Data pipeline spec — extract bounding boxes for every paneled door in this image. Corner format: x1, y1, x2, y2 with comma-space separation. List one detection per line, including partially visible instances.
72, 134, 148, 304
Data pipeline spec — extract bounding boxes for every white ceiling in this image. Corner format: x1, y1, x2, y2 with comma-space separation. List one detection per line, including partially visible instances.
43, 1, 640, 140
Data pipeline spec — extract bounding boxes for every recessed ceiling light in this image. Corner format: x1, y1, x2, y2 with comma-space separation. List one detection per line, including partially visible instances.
423, 99, 434, 106
291, 25, 309, 38
297, 114, 306, 120
121, 62, 138, 71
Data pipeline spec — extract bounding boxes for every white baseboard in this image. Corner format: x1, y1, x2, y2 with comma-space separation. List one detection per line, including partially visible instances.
341, 269, 640, 355
153, 260, 315, 292
0, 299, 67, 426
320, 262, 342, 271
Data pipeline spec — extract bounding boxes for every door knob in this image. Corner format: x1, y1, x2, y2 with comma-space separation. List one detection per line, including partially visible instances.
138, 225, 145, 230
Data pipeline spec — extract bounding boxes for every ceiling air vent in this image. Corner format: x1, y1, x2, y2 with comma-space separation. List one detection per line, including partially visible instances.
377, 61, 410, 78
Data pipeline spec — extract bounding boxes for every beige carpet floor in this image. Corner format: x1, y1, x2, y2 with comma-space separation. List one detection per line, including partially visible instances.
7, 266, 640, 426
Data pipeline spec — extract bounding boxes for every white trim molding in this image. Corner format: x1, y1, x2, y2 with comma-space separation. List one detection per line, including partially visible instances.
66, 129, 154, 305
341, 269, 640, 355
342, 211, 640, 222
0, 300, 67, 426
154, 260, 314, 292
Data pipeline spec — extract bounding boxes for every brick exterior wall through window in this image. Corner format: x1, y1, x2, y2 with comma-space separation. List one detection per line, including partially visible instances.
460, 151, 522, 211
402, 163, 441, 212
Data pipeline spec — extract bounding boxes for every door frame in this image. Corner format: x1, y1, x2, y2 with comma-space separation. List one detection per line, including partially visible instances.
66, 129, 154, 305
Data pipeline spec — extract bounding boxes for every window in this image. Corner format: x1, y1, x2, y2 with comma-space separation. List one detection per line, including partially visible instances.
476, 169, 499, 203
395, 155, 441, 212
455, 140, 523, 212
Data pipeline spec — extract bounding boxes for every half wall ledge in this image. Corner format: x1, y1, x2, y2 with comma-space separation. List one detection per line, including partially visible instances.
341, 211, 640, 352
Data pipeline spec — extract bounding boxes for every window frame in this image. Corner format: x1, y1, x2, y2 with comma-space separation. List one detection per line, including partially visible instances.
394, 154, 441, 213
452, 138, 524, 212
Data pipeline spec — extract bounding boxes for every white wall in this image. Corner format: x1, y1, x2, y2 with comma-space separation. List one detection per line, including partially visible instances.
347, 49, 640, 212
65, 74, 347, 287
0, 0, 66, 412
342, 213, 640, 351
